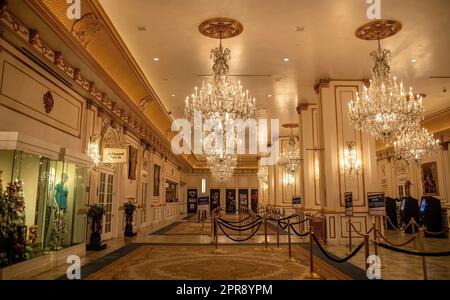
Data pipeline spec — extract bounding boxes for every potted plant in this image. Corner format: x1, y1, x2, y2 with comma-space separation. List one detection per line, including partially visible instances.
124, 201, 136, 237
86, 204, 107, 251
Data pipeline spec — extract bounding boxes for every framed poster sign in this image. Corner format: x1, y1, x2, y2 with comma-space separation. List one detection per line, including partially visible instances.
238, 189, 249, 210
251, 189, 258, 211
421, 162, 439, 196
210, 189, 220, 211
368, 192, 385, 216
197, 195, 209, 211
344, 192, 353, 216
225, 189, 236, 214
292, 195, 302, 208
187, 189, 197, 213
153, 164, 161, 196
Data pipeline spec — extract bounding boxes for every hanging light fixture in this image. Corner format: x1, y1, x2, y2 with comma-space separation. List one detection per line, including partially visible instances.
88, 134, 101, 170
349, 20, 423, 143
394, 126, 441, 162
278, 123, 301, 173
185, 18, 256, 178
342, 141, 362, 176
257, 159, 269, 184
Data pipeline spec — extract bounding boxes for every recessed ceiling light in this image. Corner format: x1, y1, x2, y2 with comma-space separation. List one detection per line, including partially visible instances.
153, 57, 160, 61
283, 58, 289, 62
411, 59, 417, 63
267, 94, 272, 98
171, 94, 175, 97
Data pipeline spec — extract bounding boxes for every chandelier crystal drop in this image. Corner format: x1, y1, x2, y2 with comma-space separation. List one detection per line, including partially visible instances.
348, 41, 424, 143
208, 153, 236, 182
394, 126, 441, 162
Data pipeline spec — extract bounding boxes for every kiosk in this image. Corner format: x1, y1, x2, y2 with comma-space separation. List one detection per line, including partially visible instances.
419, 196, 447, 238
400, 196, 419, 234
385, 197, 398, 230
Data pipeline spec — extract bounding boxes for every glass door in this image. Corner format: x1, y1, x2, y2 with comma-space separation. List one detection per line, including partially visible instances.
99, 172, 114, 240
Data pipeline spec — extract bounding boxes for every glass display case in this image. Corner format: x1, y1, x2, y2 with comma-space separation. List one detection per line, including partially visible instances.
0, 149, 87, 266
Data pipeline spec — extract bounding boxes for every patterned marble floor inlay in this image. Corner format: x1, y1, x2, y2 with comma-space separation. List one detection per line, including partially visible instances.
85, 244, 349, 280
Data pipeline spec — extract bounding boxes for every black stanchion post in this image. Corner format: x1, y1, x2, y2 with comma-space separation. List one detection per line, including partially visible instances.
202, 210, 205, 229
264, 216, 268, 250
373, 223, 378, 257
364, 234, 370, 271
411, 217, 417, 250
419, 226, 428, 280
287, 219, 295, 262
303, 227, 320, 279
346, 217, 352, 255
276, 215, 280, 249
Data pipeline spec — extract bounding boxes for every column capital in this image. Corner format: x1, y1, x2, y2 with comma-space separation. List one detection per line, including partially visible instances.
314, 78, 330, 94
296, 103, 314, 114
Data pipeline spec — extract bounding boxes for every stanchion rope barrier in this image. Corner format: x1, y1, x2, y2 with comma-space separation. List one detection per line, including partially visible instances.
279, 218, 310, 226
289, 224, 311, 237
374, 228, 419, 247
312, 233, 365, 263
372, 240, 450, 257
217, 221, 263, 242
349, 222, 374, 237
386, 216, 402, 231
219, 218, 261, 231
423, 227, 450, 236
218, 217, 262, 231
219, 214, 254, 224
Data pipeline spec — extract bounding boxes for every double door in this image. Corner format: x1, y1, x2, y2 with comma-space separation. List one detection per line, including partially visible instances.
98, 172, 114, 240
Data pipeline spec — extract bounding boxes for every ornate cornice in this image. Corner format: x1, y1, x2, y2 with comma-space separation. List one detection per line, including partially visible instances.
0, 1, 191, 171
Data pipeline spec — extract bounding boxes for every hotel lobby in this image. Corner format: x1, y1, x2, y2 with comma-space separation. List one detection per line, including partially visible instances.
0, 0, 449, 282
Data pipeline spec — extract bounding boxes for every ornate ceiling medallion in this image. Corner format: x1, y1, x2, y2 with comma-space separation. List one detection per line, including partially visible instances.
199, 17, 243, 39
355, 20, 402, 41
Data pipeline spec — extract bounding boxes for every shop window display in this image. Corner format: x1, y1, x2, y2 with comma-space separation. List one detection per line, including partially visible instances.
0, 150, 87, 267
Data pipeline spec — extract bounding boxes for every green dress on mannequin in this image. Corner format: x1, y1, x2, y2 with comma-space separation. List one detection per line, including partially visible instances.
48, 174, 69, 250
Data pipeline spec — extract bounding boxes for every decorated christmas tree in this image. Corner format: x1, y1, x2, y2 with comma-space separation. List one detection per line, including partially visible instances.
0, 174, 27, 267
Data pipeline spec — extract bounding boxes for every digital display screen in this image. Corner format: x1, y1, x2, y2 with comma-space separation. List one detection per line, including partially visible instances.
420, 198, 427, 213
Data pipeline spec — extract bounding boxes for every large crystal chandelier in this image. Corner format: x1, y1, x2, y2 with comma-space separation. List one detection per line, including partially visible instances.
185, 18, 256, 178
394, 126, 441, 162
278, 124, 301, 173
349, 21, 423, 143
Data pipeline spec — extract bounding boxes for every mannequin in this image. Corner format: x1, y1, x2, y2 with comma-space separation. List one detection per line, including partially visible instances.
48, 173, 69, 250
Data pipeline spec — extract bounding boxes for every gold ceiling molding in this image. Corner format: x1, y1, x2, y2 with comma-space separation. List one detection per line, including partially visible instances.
199, 17, 243, 39
24, 0, 172, 131
0, 1, 192, 171
355, 20, 402, 41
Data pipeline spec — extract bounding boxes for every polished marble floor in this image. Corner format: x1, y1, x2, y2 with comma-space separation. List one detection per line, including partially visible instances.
30, 215, 450, 280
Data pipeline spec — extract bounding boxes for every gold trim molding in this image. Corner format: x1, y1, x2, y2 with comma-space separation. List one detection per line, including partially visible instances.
0, 1, 191, 170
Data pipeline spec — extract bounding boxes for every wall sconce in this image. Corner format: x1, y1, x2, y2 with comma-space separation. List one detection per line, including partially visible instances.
88, 134, 101, 170
343, 141, 361, 176
284, 172, 295, 186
